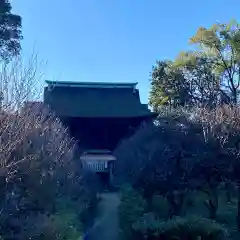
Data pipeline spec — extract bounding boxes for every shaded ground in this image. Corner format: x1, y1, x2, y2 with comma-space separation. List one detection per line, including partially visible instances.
87, 192, 120, 240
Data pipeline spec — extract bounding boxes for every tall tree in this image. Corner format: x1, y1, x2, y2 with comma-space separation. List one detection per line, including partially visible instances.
174, 52, 225, 107
0, 0, 22, 60
189, 20, 240, 104
149, 60, 192, 111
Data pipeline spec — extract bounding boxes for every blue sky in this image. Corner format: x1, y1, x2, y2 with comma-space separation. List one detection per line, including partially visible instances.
12, 0, 240, 103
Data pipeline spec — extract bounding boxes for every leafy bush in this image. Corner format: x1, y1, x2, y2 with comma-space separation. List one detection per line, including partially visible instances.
151, 194, 170, 219
114, 111, 216, 219
28, 212, 82, 240
132, 215, 228, 240
118, 185, 147, 239
116, 106, 240, 237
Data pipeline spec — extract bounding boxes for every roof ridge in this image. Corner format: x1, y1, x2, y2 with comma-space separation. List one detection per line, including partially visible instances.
45, 80, 138, 88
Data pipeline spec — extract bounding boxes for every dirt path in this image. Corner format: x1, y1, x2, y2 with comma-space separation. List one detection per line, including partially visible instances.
86, 192, 120, 240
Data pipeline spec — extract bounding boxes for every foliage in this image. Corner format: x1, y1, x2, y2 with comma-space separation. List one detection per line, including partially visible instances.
151, 194, 170, 219
116, 105, 240, 238
149, 19, 240, 110
0, 56, 99, 239
191, 105, 240, 228
0, 109, 98, 238
118, 185, 147, 239
116, 111, 214, 222
193, 105, 240, 149
0, 0, 22, 60
189, 20, 240, 103
18, 212, 82, 240
175, 53, 222, 107
114, 110, 210, 199
149, 60, 193, 110
120, 19, 240, 239
0, 105, 77, 238
132, 215, 228, 240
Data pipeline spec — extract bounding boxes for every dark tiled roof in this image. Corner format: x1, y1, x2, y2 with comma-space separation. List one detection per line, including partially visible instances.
44, 85, 156, 118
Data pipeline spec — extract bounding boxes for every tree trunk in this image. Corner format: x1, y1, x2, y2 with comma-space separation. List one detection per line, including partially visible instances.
204, 187, 218, 219
232, 88, 237, 104
168, 191, 185, 217
209, 197, 218, 219
225, 182, 232, 203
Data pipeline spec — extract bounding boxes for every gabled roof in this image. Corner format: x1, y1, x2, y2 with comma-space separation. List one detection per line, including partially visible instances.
44, 81, 157, 118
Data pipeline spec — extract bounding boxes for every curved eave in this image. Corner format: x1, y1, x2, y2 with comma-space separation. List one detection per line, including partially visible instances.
57, 112, 158, 119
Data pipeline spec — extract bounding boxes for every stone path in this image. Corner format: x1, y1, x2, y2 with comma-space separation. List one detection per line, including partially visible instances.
86, 192, 120, 240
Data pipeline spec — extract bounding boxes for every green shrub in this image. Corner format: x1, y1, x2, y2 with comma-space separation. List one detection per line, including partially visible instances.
31, 212, 82, 240
132, 215, 228, 240
118, 184, 147, 239
151, 194, 170, 219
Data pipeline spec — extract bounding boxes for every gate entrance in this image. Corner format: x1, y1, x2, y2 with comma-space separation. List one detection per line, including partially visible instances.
80, 149, 116, 190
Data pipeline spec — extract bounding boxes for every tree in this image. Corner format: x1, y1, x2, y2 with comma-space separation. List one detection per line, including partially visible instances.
174, 52, 224, 107
189, 19, 240, 104
0, 0, 22, 60
0, 55, 99, 239
193, 105, 240, 229
114, 110, 209, 217
149, 60, 193, 111
149, 20, 240, 110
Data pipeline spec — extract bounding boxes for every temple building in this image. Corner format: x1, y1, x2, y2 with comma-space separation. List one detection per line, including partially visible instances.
44, 80, 157, 151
